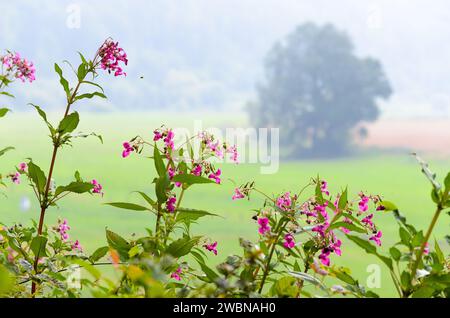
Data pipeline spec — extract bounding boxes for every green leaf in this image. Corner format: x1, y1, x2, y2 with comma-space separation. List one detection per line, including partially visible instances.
0, 108, 10, 118
171, 174, 216, 186
133, 191, 157, 209
30, 235, 48, 258
411, 231, 425, 248
155, 173, 169, 203
54, 63, 70, 98
328, 221, 366, 233
399, 227, 411, 246
191, 251, 219, 282
58, 112, 79, 134
28, 160, 47, 194
338, 187, 348, 210
77, 63, 87, 81
0, 146, 14, 157
128, 245, 144, 258
175, 208, 219, 224
389, 247, 402, 261
379, 200, 398, 212
0, 92, 14, 98
289, 271, 327, 291
411, 286, 435, 298
74, 91, 107, 101
30, 103, 55, 134
315, 178, 324, 204
81, 81, 104, 93
104, 202, 149, 211
105, 229, 131, 261
346, 234, 393, 270
153, 145, 166, 177
54, 181, 94, 197
0, 265, 14, 295
444, 172, 450, 193
89, 246, 109, 263
434, 239, 445, 263
166, 236, 200, 258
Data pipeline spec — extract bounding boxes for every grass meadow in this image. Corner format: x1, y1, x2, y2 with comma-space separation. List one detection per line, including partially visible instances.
1, 112, 449, 297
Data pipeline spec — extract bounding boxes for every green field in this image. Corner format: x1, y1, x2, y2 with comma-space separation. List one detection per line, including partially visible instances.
1, 112, 449, 297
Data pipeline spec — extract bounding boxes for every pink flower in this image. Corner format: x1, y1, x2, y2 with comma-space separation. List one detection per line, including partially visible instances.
208, 169, 221, 184
312, 222, 329, 237
122, 142, 134, 158
227, 145, 239, 163
314, 202, 329, 221
1, 51, 36, 82
257, 217, 271, 235
171, 267, 182, 281
361, 213, 374, 228
359, 195, 369, 212
191, 165, 202, 176
11, 172, 20, 184
369, 231, 382, 246
166, 195, 177, 213
71, 240, 83, 252
203, 241, 218, 255
164, 129, 175, 150
331, 239, 342, 256
18, 162, 28, 172
276, 192, 292, 211
91, 179, 104, 196
319, 248, 331, 266
320, 180, 330, 196
153, 129, 163, 141
376, 205, 386, 211
58, 219, 71, 241
283, 234, 296, 249
232, 187, 245, 200
424, 242, 430, 255
98, 39, 128, 76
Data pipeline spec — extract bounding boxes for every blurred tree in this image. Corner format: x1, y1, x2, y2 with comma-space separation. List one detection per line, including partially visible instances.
249, 23, 392, 158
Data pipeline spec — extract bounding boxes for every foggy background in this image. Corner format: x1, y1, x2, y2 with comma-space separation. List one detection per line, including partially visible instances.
1, 0, 450, 158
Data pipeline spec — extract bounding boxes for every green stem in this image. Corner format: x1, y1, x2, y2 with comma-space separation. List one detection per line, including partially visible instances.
409, 204, 443, 288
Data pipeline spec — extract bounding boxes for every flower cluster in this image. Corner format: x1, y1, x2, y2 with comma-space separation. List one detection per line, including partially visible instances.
1, 51, 36, 83
91, 179, 104, 196
203, 241, 218, 255
97, 39, 128, 76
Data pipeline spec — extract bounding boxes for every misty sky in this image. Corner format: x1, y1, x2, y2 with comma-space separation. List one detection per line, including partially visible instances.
1, 0, 450, 118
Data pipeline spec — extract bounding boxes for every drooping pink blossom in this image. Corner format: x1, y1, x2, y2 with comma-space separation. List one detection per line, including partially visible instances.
98, 39, 128, 76
331, 239, 342, 256
227, 145, 239, 163
91, 179, 104, 196
232, 187, 245, 200
208, 169, 221, 184
11, 172, 20, 184
71, 240, 83, 252
203, 241, 218, 255
153, 129, 163, 141
319, 248, 331, 266
166, 195, 177, 213
171, 267, 182, 281
192, 165, 202, 176
122, 142, 134, 158
18, 162, 28, 172
276, 192, 292, 211
361, 213, 374, 228
58, 219, 71, 241
320, 180, 330, 196
369, 231, 382, 246
283, 234, 296, 249
358, 195, 370, 212
164, 129, 175, 150
257, 217, 270, 235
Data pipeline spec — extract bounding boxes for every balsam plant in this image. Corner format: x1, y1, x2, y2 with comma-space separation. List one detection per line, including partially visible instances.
0, 41, 448, 298
0, 39, 127, 297
0, 50, 35, 188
